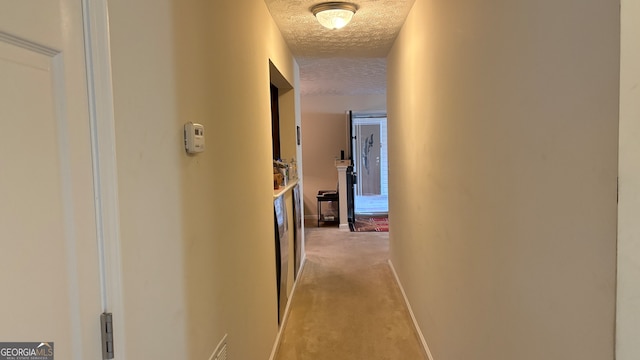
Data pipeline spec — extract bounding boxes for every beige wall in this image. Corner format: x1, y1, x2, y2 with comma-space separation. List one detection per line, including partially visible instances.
387, 0, 619, 359
107, 0, 299, 358
301, 94, 386, 217
617, 0, 640, 358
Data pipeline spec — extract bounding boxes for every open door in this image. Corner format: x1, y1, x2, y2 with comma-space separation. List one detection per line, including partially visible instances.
347, 111, 356, 225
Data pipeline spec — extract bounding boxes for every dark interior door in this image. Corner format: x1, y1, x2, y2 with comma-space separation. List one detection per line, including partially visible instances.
347, 111, 355, 225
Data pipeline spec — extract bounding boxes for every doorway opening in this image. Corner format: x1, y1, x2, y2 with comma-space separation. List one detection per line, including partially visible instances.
350, 113, 389, 215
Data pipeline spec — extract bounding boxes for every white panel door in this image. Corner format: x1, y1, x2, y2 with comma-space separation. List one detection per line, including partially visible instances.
0, 1, 103, 359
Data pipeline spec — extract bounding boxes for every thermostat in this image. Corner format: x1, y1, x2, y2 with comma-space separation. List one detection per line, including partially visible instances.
184, 122, 205, 153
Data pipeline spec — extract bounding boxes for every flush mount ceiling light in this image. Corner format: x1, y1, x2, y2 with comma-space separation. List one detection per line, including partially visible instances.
311, 2, 358, 30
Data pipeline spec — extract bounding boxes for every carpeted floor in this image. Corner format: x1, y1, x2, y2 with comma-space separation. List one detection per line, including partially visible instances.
274, 228, 427, 360
352, 215, 389, 232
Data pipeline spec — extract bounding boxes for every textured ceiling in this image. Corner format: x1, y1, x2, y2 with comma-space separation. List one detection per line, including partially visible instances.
265, 0, 415, 96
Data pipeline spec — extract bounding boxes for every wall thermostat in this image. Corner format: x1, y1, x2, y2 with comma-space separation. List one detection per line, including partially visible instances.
184, 122, 205, 153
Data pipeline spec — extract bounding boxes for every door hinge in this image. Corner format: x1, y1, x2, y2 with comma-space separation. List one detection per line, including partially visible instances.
101, 313, 114, 359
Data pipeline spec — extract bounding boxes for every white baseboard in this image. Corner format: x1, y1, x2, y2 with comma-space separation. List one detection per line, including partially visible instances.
268, 255, 307, 360
388, 259, 435, 360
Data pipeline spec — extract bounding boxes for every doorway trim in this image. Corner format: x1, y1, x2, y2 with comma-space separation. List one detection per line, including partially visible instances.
81, 0, 126, 358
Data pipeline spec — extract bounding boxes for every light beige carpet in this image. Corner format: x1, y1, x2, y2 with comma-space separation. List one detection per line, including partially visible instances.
274, 228, 428, 360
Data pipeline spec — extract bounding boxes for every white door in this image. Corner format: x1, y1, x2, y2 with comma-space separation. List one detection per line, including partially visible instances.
0, 1, 104, 359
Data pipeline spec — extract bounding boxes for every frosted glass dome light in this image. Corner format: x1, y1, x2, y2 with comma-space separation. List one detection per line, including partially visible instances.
311, 2, 358, 30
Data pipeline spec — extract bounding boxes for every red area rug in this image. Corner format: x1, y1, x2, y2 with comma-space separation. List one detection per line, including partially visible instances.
352, 215, 389, 232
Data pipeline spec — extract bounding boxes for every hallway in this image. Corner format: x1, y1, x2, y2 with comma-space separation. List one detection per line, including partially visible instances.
0, 0, 628, 358
274, 228, 426, 359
